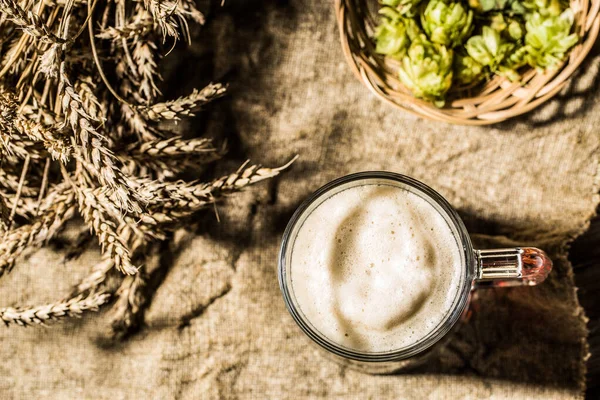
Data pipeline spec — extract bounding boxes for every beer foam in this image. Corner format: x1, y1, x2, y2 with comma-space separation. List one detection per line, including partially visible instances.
289, 183, 463, 353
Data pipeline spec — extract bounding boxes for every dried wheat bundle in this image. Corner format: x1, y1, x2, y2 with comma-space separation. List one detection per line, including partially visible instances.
0, 0, 294, 334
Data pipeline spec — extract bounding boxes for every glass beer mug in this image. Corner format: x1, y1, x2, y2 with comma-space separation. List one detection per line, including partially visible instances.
278, 172, 552, 373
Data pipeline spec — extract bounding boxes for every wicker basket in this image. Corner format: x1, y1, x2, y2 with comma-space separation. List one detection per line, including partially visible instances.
335, 0, 600, 125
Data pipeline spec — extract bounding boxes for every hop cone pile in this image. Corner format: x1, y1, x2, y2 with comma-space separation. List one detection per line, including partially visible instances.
374, 0, 579, 105
0, 0, 292, 333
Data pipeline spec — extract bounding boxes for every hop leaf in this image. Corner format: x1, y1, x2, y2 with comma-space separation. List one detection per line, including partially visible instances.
374, 8, 416, 57
421, 0, 474, 48
465, 26, 514, 70
524, 9, 578, 69
382, 0, 425, 17
398, 34, 453, 105
453, 52, 484, 85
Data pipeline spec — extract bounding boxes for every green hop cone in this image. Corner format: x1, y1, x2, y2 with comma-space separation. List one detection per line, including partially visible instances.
421, 0, 474, 48
525, 9, 578, 69
374, 7, 411, 57
465, 26, 514, 70
382, 0, 424, 17
398, 34, 453, 106
453, 52, 484, 85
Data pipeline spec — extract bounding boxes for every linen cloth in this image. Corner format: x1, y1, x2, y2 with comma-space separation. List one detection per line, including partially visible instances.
1, 1, 599, 398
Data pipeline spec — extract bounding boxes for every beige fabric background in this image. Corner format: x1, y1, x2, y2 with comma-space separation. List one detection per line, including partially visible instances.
1, 0, 600, 398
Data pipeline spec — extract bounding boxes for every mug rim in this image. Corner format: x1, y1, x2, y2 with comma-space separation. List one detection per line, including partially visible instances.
278, 171, 475, 362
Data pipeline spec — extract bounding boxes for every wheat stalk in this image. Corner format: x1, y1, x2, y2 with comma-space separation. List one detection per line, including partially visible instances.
2, 36, 36, 76
0, 168, 37, 196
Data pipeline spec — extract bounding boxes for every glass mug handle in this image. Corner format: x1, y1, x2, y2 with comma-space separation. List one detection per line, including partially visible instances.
474, 247, 553, 287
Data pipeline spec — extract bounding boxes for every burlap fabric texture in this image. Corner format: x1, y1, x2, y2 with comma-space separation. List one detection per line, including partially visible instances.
1, 1, 599, 398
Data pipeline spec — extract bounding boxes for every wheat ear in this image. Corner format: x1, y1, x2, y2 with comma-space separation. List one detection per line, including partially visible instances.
0, 292, 110, 326
135, 138, 219, 157
0, 0, 66, 44
144, 158, 298, 216
143, 83, 226, 121
109, 272, 146, 339
74, 185, 138, 275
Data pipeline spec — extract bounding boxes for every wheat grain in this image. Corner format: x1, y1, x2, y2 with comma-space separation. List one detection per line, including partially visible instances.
120, 103, 161, 141
125, 138, 224, 177
0, 89, 18, 141
179, 0, 205, 25
19, 104, 59, 127
1, 193, 44, 219
76, 78, 103, 123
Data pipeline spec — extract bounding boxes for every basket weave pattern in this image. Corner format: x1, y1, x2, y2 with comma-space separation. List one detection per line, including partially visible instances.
336, 0, 600, 125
